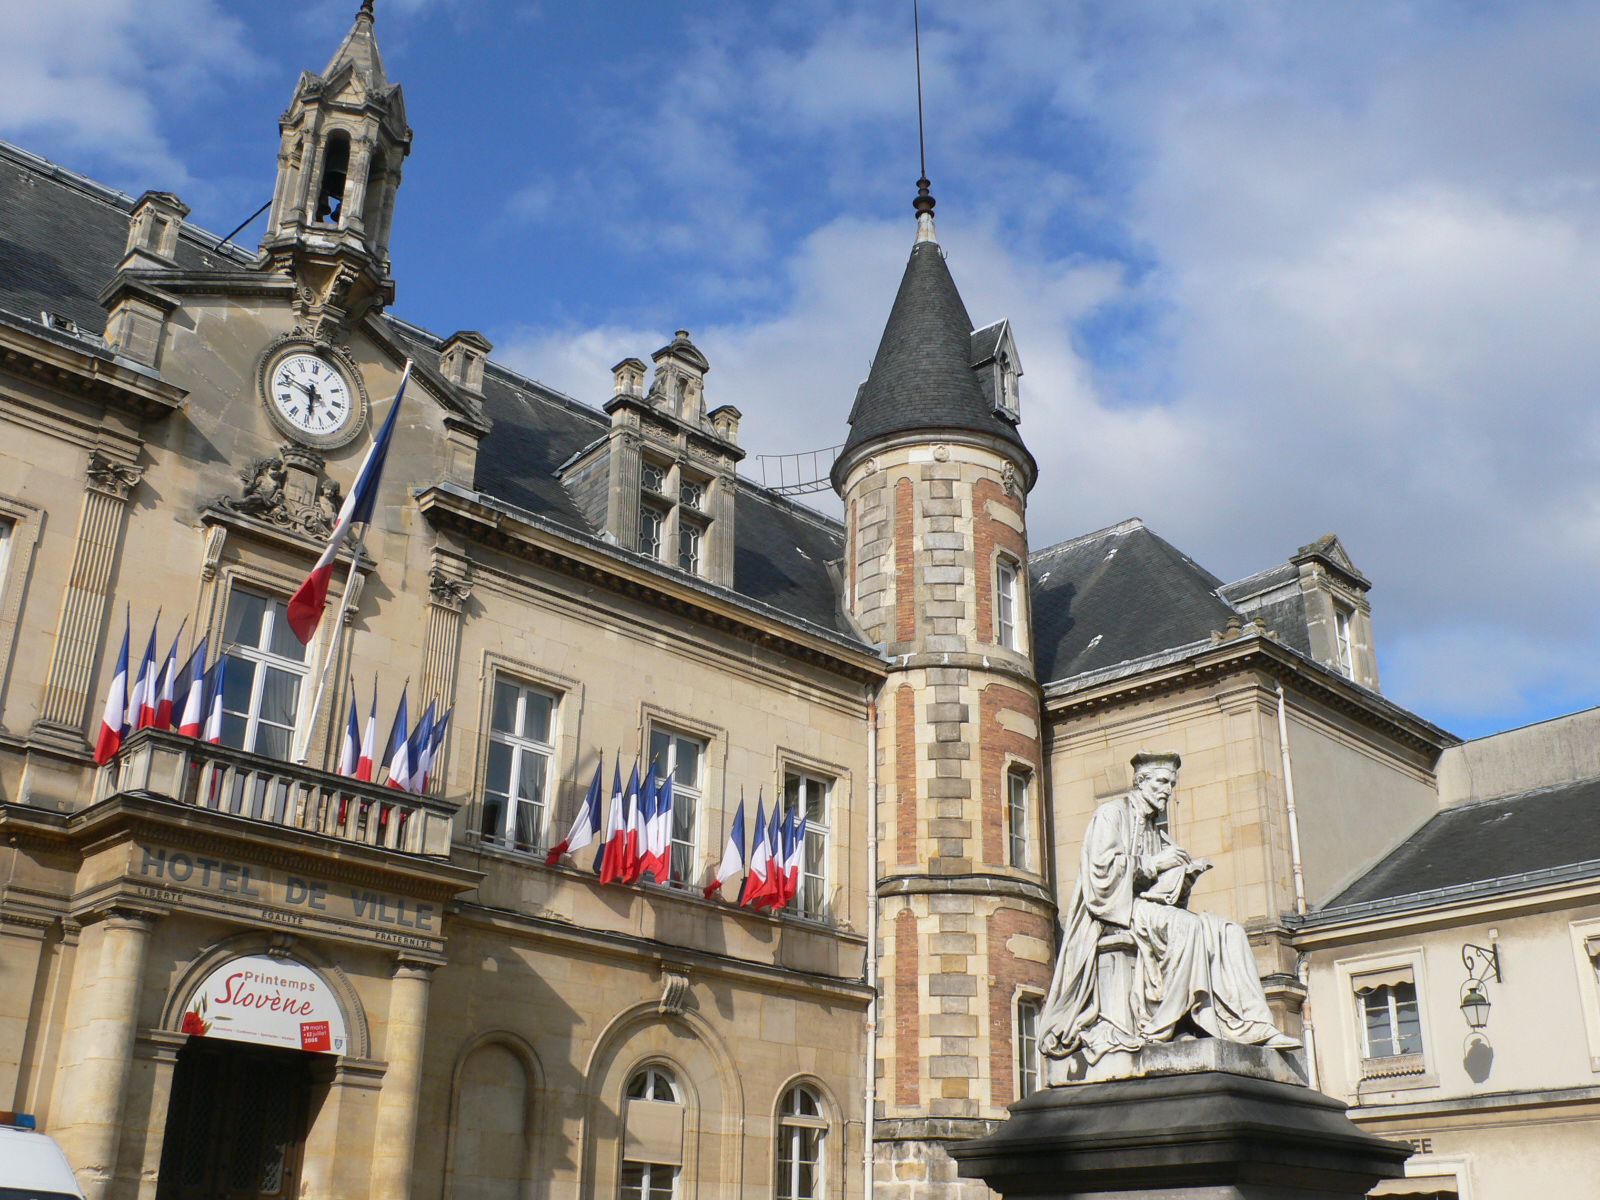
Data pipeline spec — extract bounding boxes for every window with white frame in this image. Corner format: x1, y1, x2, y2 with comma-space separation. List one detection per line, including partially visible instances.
621, 1066, 680, 1200
679, 476, 705, 512
648, 727, 703, 884
776, 1084, 826, 1200
220, 588, 307, 761
783, 770, 831, 919
996, 558, 1020, 650
1354, 967, 1424, 1063
1016, 997, 1041, 1098
641, 460, 667, 495
482, 678, 557, 851
1007, 768, 1032, 870
1334, 604, 1355, 677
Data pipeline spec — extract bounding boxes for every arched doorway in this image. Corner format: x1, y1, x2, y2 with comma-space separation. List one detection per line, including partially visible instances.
155, 954, 353, 1200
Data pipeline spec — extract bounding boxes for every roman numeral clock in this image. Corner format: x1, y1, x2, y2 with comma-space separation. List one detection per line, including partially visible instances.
256, 338, 370, 451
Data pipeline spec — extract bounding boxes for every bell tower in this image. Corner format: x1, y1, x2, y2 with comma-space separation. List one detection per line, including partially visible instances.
834, 184, 1052, 1198
261, 0, 411, 337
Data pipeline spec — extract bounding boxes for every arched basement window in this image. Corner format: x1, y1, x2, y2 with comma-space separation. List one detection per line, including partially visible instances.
315, 132, 351, 225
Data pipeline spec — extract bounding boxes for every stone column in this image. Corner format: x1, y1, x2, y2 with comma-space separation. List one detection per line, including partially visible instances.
369, 957, 435, 1200
421, 561, 471, 797
33, 453, 144, 749
57, 908, 155, 1200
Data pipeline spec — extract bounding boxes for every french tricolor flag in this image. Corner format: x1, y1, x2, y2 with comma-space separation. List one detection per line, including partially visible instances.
201, 656, 228, 743
357, 683, 378, 781
779, 802, 805, 909
153, 618, 187, 730
382, 687, 411, 790
547, 758, 605, 865
337, 683, 361, 777
739, 795, 771, 907
94, 614, 131, 765
704, 794, 747, 899
176, 637, 208, 737
600, 761, 640, 885
130, 616, 160, 731
594, 762, 623, 874
286, 361, 411, 645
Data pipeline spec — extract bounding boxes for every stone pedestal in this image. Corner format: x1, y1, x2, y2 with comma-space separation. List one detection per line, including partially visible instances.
949, 1044, 1410, 1200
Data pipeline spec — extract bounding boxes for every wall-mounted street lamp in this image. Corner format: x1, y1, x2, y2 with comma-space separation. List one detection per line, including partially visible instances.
1460, 940, 1502, 1031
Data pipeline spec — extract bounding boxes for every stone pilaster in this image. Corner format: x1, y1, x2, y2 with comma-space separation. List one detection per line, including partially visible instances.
369, 957, 435, 1200
54, 908, 155, 1200
32, 453, 144, 751
421, 558, 471, 795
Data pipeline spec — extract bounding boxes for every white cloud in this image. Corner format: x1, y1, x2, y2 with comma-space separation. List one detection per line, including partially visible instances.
501, 0, 1600, 732
0, 0, 261, 181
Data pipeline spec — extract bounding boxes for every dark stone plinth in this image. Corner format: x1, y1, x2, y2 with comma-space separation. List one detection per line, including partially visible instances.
949, 1067, 1411, 1200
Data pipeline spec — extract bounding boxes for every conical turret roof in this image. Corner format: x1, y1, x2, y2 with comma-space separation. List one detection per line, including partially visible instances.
841, 237, 1028, 461
324, 1, 388, 90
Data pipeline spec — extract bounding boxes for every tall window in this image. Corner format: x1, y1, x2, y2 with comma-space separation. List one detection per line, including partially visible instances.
639, 506, 665, 561
1007, 769, 1031, 870
622, 1067, 680, 1200
677, 522, 702, 575
776, 1085, 826, 1200
1016, 998, 1041, 1098
783, 771, 831, 919
220, 588, 307, 761
0, 519, 12, 611
679, 477, 704, 512
1358, 977, 1423, 1060
649, 728, 703, 883
483, 679, 556, 851
1334, 604, 1355, 677
996, 559, 1019, 650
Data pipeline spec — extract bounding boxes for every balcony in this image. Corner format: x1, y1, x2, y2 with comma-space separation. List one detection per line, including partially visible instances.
99, 728, 458, 857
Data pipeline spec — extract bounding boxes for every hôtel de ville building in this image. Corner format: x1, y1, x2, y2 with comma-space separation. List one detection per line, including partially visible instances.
3, 7, 1599, 1200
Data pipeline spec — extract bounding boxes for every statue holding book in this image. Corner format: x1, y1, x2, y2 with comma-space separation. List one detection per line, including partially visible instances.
1038, 751, 1300, 1069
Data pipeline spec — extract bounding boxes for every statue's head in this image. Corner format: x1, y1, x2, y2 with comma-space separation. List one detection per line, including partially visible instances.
1129, 751, 1181, 817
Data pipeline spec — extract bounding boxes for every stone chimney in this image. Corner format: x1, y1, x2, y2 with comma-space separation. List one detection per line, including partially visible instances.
439, 331, 492, 394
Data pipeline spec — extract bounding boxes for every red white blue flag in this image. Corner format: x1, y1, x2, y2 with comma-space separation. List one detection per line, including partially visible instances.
338, 683, 361, 777
382, 687, 411, 790
94, 614, 131, 764
357, 681, 378, 781
130, 615, 160, 731
600, 761, 640, 885
740, 795, 772, 907
153, 617, 187, 730
780, 802, 805, 909
176, 637, 208, 737
705, 793, 747, 899
403, 702, 436, 796
548, 757, 605, 865
594, 761, 623, 874
201, 656, 228, 744
286, 361, 411, 644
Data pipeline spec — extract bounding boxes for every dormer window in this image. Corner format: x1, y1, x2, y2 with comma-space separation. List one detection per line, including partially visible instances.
640, 461, 666, 495
997, 351, 1020, 420
1334, 604, 1354, 677
639, 506, 665, 560
679, 477, 705, 512
678, 521, 703, 575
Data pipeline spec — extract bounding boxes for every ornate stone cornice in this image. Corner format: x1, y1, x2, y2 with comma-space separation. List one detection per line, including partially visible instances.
0, 315, 187, 420
417, 484, 885, 686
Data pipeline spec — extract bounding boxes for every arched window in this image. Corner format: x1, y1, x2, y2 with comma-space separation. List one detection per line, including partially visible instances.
776, 1084, 826, 1200
621, 1066, 680, 1199
315, 131, 351, 225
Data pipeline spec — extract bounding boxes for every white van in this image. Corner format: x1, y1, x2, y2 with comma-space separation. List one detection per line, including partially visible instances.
0, 1113, 85, 1200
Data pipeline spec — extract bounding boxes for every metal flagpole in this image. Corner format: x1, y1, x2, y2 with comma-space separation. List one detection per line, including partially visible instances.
294, 520, 368, 765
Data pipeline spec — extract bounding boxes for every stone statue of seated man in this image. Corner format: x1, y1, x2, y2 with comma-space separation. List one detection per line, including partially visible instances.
1038, 751, 1299, 1073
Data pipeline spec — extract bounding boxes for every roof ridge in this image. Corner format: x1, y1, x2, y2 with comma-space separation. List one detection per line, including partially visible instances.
1028, 517, 1146, 562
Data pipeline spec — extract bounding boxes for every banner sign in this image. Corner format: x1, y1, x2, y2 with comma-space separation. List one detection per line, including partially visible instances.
181, 955, 349, 1054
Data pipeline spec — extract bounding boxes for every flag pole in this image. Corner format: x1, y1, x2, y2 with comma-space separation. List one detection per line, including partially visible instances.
294, 520, 368, 764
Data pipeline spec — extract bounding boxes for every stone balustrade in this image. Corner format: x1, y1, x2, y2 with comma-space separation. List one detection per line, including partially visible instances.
100, 728, 458, 857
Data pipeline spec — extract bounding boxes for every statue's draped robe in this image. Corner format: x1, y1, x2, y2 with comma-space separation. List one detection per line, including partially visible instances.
1039, 795, 1297, 1063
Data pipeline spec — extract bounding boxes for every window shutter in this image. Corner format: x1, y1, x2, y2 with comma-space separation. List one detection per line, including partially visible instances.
624, 1098, 684, 1166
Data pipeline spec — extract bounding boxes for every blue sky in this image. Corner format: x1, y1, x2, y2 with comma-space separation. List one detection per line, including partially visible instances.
7, 0, 1600, 740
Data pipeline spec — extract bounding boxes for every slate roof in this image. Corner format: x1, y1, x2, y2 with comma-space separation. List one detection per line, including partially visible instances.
1322, 778, 1600, 910
0, 142, 251, 338
0, 138, 858, 643
1219, 562, 1314, 658
842, 239, 1028, 462
1029, 518, 1239, 684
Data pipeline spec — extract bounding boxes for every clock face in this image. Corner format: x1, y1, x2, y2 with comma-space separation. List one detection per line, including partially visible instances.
269, 354, 355, 439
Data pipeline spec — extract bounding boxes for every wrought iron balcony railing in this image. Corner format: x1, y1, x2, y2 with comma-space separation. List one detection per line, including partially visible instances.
99, 728, 458, 858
